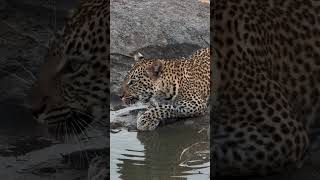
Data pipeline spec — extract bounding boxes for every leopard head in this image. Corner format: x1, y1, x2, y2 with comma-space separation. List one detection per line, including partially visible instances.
121, 52, 163, 105
30, 37, 107, 135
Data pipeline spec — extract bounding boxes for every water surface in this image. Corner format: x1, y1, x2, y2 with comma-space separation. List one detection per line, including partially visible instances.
0, 102, 107, 180
111, 119, 210, 180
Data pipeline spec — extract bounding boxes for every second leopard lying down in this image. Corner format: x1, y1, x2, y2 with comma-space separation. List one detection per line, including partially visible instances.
120, 48, 210, 131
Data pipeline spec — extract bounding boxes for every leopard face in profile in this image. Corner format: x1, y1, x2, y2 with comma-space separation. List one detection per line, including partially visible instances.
31, 0, 109, 135
212, 0, 320, 177
121, 48, 210, 131
30, 1, 110, 179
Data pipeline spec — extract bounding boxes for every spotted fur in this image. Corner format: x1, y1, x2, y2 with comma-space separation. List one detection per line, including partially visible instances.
31, 0, 109, 134
212, 0, 320, 176
121, 48, 210, 131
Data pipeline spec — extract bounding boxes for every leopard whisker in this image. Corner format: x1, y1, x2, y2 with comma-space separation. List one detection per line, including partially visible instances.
55, 121, 60, 140
65, 133, 73, 165
75, 115, 96, 131
71, 120, 91, 168
64, 121, 71, 144
75, 118, 108, 165
73, 119, 95, 166
72, 109, 94, 119
72, 109, 109, 128
77, 117, 107, 138
70, 120, 85, 168
72, 110, 101, 129
73, 118, 89, 140
77, 118, 106, 140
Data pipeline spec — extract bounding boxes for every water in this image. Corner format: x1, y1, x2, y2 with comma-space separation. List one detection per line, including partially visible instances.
0, 102, 106, 180
0, 98, 210, 179
110, 121, 210, 180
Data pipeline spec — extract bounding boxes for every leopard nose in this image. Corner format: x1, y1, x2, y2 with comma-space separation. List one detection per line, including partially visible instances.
119, 93, 125, 101
32, 103, 47, 118
120, 90, 127, 100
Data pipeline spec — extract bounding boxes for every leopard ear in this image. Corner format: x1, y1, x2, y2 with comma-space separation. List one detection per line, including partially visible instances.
134, 52, 144, 61
146, 60, 162, 80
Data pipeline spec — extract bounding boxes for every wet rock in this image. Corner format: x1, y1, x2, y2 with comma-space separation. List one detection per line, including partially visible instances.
0, 0, 80, 103
110, 122, 123, 129
111, 0, 209, 54
184, 120, 195, 125
37, 167, 57, 174
61, 148, 109, 169
0, 136, 57, 157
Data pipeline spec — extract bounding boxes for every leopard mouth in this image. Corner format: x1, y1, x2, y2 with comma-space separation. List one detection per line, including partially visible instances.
122, 96, 139, 105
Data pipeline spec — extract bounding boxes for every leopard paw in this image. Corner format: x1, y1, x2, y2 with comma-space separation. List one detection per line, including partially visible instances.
136, 112, 160, 131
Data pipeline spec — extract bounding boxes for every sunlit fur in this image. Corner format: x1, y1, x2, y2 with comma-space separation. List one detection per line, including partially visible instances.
121, 48, 210, 131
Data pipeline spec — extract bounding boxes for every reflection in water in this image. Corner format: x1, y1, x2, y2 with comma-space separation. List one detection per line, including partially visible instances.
111, 125, 210, 180
0, 102, 49, 141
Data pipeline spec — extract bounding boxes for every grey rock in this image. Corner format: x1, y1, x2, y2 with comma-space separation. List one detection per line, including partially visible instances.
110, 0, 209, 95
0, 0, 80, 104
111, 0, 209, 55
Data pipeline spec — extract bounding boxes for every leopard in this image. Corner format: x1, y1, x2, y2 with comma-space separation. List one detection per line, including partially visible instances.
31, 0, 109, 132
28, 0, 320, 179
30, 0, 109, 179
211, 0, 320, 177
120, 48, 210, 131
